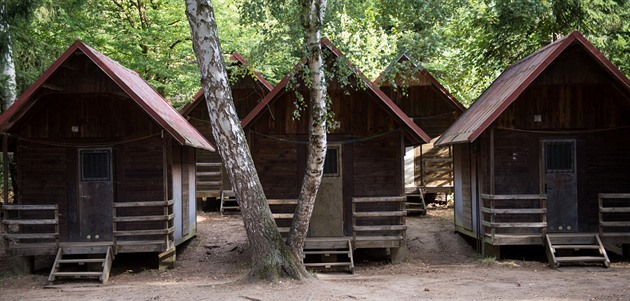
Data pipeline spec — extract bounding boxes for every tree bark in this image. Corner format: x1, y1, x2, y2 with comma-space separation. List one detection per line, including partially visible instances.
184, 0, 310, 282
286, 0, 328, 260
1, 5, 17, 112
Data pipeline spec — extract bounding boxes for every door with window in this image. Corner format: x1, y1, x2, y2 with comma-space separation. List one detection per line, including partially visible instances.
78, 149, 114, 241
542, 139, 578, 233
310, 145, 344, 236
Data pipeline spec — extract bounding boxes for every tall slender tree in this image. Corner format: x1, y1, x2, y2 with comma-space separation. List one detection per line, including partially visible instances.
286, 0, 328, 260
184, 0, 311, 282
0, 0, 39, 111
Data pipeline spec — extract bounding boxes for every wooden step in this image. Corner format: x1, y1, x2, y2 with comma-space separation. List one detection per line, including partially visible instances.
304, 262, 353, 267
51, 271, 103, 277
555, 256, 608, 263
196, 162, 222, 167
196, 171, 221, 177
58, 258, 105, 264
304, 250, 351, 255
302, 239, 354, 273
552, 245, 601, 250
545, 234, 610, 268
49, 246, 114, 284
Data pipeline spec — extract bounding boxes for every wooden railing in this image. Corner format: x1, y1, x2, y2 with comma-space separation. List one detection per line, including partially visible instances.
2, 204, 59, 248
599, 193, 630, 242
352, 196, 407, 248
112, 200, 174, 252
481, 194, 547, 245
267, 199, 298, 236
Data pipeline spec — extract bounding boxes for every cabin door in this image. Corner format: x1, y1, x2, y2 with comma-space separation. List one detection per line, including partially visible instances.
542, 139, 578, 233
78, 148, 114, 242
310, 145, 344, 236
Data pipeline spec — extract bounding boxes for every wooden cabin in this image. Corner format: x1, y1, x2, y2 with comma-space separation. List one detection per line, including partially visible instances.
375, 53, 465, 211
0, 41, 214, 282
240, 39, 431, 270
180, 53, 273, 211
436, 31, 630, 267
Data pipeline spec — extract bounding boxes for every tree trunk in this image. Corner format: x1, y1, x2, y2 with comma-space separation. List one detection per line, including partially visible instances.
1, 10, 17, 112
286, 0, 328, 260
183, 0, 310, 282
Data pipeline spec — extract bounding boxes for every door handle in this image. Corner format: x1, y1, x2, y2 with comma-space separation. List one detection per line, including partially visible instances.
545, 184, 552, 192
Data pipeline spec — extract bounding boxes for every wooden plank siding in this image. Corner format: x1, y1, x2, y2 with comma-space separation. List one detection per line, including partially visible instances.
246, 71, 410, 238
453, 143, 473, 233
381, 84, 459, 138
16, 142, 69, 240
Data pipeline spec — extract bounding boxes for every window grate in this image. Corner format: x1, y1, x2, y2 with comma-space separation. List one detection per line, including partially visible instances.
544, 142, 574, 173
323, 147, 339, 176
81, 150, 111, 181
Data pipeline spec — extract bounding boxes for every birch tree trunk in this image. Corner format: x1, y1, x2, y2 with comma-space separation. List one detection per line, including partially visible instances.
286, 0, 328, 259
1, 5, 17, 112
184, 0, 310, 282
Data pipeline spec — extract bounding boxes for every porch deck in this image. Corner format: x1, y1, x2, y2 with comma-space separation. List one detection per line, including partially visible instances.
482, 193, 630, 246
267, 197, 407, 250
2, 203, 173, 256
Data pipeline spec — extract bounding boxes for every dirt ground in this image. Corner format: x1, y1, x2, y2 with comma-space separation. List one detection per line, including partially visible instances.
1, 207, 630, 300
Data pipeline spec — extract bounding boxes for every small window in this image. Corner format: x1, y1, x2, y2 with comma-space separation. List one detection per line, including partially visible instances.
544, 142, 573, 173
81, 150, 111, 181
323, 147, 340, 176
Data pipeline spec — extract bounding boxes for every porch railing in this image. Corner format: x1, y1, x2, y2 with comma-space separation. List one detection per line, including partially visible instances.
112, 199, 174, 252
598, 193, 630, 242
481, 194, 547, 245
2, 204, 59, 248
352, 196, 407, 248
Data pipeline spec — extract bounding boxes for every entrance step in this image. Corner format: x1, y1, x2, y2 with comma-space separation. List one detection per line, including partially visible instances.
405, 188, 426, 215
48, 246, 114, 284
545, 233, 610, 268
303, 238, 354, 273
220, 190, 239, 214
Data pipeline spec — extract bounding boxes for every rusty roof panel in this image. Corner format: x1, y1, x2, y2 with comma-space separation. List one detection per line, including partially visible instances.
436, 31, 630, 146
242, 39, 431, 145
0, 41, 214, 151
374, 52, 466, 113
181, 52, 273, 117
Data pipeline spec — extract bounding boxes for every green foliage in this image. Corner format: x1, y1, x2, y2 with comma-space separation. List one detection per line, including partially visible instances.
7, 0, 630, 109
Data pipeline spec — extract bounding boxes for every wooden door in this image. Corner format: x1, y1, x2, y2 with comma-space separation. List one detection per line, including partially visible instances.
310, 145, 344, 237
542, 139, 578, 233
78, 148, 114, 242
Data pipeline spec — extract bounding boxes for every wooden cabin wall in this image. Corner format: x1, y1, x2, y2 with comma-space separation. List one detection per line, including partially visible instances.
352, 133, 401, 197
583, 129, 630, 231
16, 141, 71, 240
249, 134, 301, 199
11, 88, 165, 241
381, 84, 460, 138
453, 143, 473, 235
496, 45, 630, 131
248, 76, 410, 235
115, 135, 164, 237
488, 44, 630, 232
491, 129, 539, 195
171, 144, 197, 244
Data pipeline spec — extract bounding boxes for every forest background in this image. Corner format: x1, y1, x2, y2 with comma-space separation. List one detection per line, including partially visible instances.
1, 0, 629, 110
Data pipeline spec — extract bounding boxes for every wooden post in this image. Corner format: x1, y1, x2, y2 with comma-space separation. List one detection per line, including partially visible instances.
161, 130, 170, 249
489, 128, 495, 195
598, 193, 604, 238
3, 134, 8, 204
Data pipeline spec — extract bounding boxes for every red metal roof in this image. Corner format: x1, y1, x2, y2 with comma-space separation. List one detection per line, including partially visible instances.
241, 38, 431, 144
435, 31, 630, 146
0, 41, 215, 151
374, 52, 466, 113
181, 52, 273, 116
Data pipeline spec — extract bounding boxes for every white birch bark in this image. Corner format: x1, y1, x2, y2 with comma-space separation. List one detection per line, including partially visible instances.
184, 0, 310, 281
286, 0, 328, 259
1, 5, 17, 112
